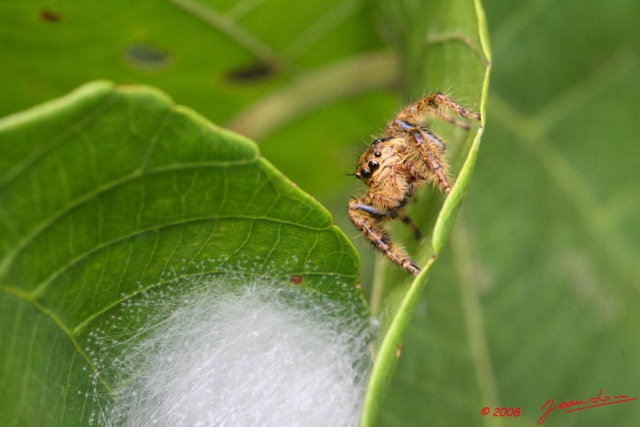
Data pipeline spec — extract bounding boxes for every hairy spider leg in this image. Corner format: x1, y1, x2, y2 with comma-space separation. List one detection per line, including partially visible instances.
349, 202, 397, 218
348, 199, 420, 275
386, 93, 482, 194
352, 188, 422, 240
393, 92, 481, 130
390, 119, 452, 194
409, 126, 452, 193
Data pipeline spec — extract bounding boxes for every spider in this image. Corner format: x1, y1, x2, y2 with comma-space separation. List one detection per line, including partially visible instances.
348, 93, 481, 275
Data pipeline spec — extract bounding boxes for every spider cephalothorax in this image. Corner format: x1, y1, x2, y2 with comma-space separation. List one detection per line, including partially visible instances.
348, 93, 481, 275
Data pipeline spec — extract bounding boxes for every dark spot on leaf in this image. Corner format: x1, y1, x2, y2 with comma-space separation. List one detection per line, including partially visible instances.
125, 44, 171, 71
289, 275, 303, 285
40, 8, 62, 23
225, 61, 277, 84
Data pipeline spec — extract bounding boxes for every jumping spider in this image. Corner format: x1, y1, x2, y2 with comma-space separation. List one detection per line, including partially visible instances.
348, 93, 481, 276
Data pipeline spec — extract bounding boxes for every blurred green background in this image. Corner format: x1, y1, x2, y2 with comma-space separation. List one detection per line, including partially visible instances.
1, 0, 639, 426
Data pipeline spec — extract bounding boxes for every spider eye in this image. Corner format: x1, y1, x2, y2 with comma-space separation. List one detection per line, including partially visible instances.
374, 151, 382, 157
359, 161, 378, 180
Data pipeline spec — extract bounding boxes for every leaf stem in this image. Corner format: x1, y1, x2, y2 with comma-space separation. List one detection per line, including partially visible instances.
168, 0, 286, 66
226, 52, 398, 140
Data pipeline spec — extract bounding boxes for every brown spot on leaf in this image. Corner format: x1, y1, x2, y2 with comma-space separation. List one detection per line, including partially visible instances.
225, 61, 277, 83
40, 8, 62, 23
289, 275, 303, 285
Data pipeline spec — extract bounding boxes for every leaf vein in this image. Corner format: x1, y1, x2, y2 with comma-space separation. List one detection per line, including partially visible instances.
0, 161, 256, 278
0, 91, 119, 189
32, 216, 330, 296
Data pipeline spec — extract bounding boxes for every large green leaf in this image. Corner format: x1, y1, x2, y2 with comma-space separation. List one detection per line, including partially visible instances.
379, 0, 640, 426
0, 81, 366, 426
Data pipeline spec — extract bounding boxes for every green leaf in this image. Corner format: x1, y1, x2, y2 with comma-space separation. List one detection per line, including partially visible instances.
0, 81, 366, 426
379, 0, 640, 426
